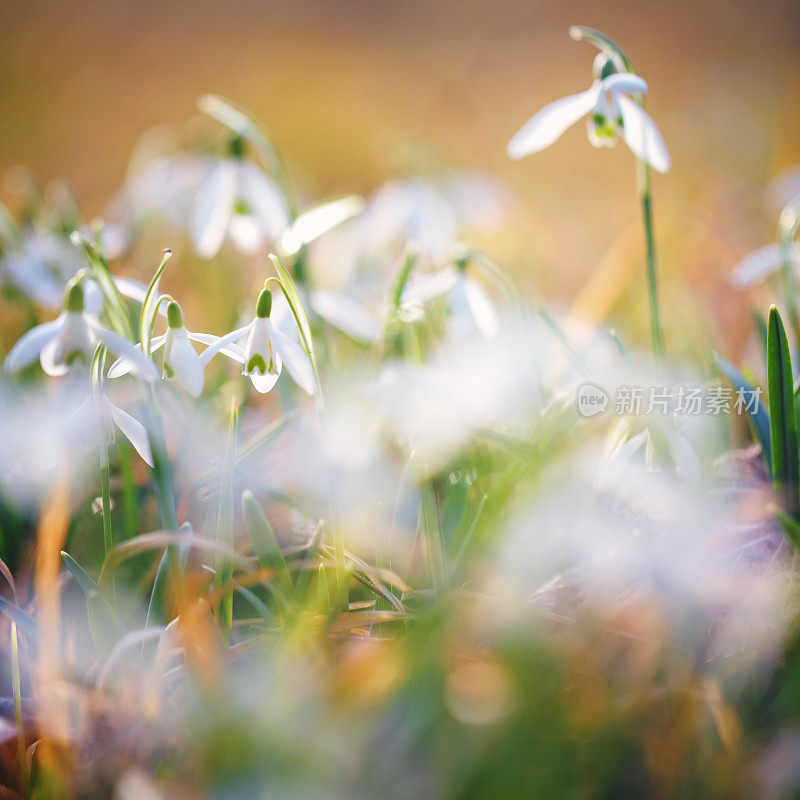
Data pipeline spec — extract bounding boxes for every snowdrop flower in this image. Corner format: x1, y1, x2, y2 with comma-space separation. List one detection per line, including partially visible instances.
1, 228, 82, 309
202, 289, 316, 394
401, 259, 499, 339
508, 62, 670, 173
731, 243, 800, 288
78, 391, 153, 467
109, 301, 210, 398
190, 139, 290, 259
4, 282, 158, 380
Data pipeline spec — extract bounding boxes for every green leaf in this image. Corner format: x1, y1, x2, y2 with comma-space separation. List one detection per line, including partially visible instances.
87, 590, 126, 657
241, 489, 296, 609
0, 595, 38, 641
214, 399, 238, 643
269, 253, 321, 392
715, 352, 771, 471
767, 305, 799, 516
70, 232, 132, 338
140, 249, 172, 356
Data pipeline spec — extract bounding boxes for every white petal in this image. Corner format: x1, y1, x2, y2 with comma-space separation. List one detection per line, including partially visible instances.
227, 214, 264, 255
507, 85, 601, 159
190, 160, 238, 258
401, 266, 460, 304
269, 322, 315, 394
108, 335, 165, 379
250, 369, 281, 394
462, 277, 500, 339
731, 243, 800, 288
166, 329, 204, 397
601, 73, 648, 96
4, 317, 64, 373
239, 162, 290, 241
279, 195, 365, 256
89, 321, 159, 382
618, 95, 670, 173
311, 289, 380, 343
2, 253, 64, 309
105, 398, 154, 467
194, 324, 252, 367
668, 429, 701, 484
113, 276, 148, 305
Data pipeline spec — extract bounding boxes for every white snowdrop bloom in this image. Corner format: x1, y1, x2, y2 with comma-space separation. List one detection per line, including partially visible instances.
190, 144, 290, 259
3, 283, 158, 381
508, 69, 670, 173
401, 261, 499, 339
200, 289, 316, 395
1, 228, 82, 309
109, 301, 209, 398
731, 243, 800, 288
77, 391, 153, 467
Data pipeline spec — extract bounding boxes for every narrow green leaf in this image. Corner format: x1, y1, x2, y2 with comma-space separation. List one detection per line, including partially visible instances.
70, 232, 132, 338
241, 489, 295, 607
316, 564, 330, 616
0, 595, 38, 641
140, 249, 172, 356
214, 399, 238, 642
767, 305, 799, 516
269, 253, 321, 391
715, 352, 771, 471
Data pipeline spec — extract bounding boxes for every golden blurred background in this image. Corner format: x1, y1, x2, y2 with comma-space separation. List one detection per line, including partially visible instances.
1, 0, 799, 357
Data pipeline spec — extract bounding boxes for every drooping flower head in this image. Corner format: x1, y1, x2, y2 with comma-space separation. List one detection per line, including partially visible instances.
4, 281, 158, 381
508, 54, 670, 173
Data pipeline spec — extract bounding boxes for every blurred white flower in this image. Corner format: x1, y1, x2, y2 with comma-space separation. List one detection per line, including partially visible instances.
731, 243, 800, 288
4, 282, 158, 381
401, 261, 499, 339
190, 150, 289, 259
201, 288, 316, 394
1, 227, 82, 309
75, 390, 153, 467
508, 71, 670, 173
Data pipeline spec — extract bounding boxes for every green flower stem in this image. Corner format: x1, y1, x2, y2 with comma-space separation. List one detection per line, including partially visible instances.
145, 384, 185, 620
100, 444, 113, 556
571, 25, 665, 360
639, 163, 664, 361
10, 622, 28, 793
779, 203, 800, 350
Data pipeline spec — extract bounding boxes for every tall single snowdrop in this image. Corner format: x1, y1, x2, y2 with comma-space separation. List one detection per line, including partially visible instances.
508, 26, 669, 360
202, 288, 316, 394
191, 136, 290, 259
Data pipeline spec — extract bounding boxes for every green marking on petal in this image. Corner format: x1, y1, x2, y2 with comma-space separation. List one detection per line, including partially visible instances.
247, 354, 267, 374
65, 349, 86, 366
167, 302, 183, 329
233, 197, 251, 215
164, 362, 174, 379
65, 282, 84, 313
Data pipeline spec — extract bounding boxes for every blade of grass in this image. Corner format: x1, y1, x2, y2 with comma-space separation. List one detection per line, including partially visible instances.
214, 399, 238, 643
768, 305, 799, 517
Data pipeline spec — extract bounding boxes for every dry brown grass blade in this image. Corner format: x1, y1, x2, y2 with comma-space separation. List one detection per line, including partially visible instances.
33, 474, 71, 779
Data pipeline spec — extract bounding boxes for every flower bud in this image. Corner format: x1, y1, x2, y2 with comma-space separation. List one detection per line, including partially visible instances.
167, 301, 184, 329
229, 135, 245, 160
65, 282, 85, 313
593, 53, 616, 81
256, 289, 273, 319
